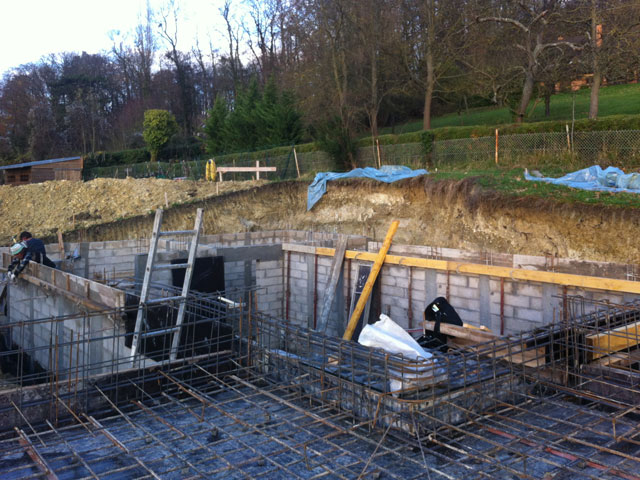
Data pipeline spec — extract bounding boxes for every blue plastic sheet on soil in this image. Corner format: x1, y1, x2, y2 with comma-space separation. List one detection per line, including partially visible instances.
524, 165, 640, 193
307, 165, 428, 210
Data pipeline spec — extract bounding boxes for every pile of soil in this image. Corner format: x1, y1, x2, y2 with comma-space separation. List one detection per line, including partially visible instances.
0, 178, 264, 244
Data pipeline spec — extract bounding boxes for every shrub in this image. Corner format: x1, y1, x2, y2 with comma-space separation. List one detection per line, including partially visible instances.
143, 109, 178, 162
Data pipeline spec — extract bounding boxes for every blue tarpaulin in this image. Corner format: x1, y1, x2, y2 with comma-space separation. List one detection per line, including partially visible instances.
307, 165, 428, 210
524, 165, 640, 193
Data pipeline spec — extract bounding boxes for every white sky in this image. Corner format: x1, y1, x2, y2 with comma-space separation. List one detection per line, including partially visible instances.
0, 0, 238, 76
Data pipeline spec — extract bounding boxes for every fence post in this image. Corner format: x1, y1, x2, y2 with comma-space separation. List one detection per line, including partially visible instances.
293, 146, 301, 178
565, 124, 571, 151
495, 129, 499, 165
256, 160, 260, 180
376, 138, 382, 168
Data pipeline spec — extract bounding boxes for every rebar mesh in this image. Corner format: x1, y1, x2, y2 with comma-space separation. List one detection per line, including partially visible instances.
1, 290, 640, 479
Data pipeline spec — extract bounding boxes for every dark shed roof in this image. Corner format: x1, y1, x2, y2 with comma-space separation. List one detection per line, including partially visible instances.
0, 156, 82, 170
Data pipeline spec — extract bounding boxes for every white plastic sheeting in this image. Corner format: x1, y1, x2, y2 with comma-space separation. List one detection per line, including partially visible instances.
358, 314, 445, 392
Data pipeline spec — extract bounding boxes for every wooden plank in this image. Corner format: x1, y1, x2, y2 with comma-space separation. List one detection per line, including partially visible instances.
422, 321, 497, 343
217, 166, 277, 173
316, 236, 348, 333
592, 349, 640, 368
423, 320, 543, 367
282, 244, 640, 295
587, 320, 640, 360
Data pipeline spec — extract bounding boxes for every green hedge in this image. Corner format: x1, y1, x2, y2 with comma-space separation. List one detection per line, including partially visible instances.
85, 113, 640, 173
85, 139, 203, 169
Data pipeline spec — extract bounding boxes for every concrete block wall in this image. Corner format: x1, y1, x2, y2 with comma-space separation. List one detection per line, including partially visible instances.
256, 259, 284, 317
6, 280, 127, 377
279, 241, 640, 337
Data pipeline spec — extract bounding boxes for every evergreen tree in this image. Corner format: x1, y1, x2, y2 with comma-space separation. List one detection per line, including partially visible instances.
204, 96, 229, 155
202, 78, 303, 154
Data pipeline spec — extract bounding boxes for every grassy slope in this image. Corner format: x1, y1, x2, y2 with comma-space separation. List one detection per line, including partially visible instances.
376, 84, 640, 210
382, 83, 640, 134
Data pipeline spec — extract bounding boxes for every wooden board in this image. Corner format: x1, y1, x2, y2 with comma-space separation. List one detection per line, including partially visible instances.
587, 320, 640, 360
316, 236, 348, 333
282, 243, 640, 295
423, 320, 544, 367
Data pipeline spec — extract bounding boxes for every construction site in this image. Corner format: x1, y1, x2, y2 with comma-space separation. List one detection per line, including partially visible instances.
1, 177, 640, 479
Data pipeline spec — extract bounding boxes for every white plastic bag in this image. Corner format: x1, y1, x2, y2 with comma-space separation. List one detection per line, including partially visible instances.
358, 314, 445, 391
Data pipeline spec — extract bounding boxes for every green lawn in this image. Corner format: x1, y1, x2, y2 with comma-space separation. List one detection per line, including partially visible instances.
432, 166, 640, 209
381, 83, 640, 135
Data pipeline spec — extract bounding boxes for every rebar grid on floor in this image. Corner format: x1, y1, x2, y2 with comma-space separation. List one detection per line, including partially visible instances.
1, 292, 640, 478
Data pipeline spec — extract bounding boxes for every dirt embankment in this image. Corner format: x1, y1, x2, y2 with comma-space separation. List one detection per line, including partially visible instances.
0, 178, 265, 244
2, 176, 640, 263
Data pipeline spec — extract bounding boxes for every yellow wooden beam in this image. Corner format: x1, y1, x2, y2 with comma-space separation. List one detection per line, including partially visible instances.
342, 221, 399, 341
587, 321, 640, 360
280, 244, 640, 295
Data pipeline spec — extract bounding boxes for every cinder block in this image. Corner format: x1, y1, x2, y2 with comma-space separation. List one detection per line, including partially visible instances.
451, 297, 480, 312
382, 286, 407, 299
504, 294, 530, 308
489, 302, 514, 318
515, 307, 543, 323
449, 285, 478, 300
259, 276, 281, 287
514, 284, 543, 297
454, 307, 480, 324
468, 277, 480, 289
490, 279, 514, 294
381, 275, 396, 287
411, 269, 426, 281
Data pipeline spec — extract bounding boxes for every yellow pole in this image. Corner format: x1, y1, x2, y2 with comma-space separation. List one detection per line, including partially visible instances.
342, 220, 399, 341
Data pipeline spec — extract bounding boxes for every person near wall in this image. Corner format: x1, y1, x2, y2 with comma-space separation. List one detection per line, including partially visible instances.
19, 231, 56, 269
7, 231, 56, 281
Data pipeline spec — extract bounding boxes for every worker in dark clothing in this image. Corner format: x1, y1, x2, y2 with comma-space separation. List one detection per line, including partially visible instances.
7, 232, 56, 281
19, 231, 56, 269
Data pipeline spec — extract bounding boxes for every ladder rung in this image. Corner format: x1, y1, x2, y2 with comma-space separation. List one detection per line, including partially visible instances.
144, 295, 186, 305
153, 263, 191, 271
158, 230, 197, 237
139, 326, 180, 338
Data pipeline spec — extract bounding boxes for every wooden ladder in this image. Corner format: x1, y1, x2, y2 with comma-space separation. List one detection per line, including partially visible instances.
130, 208, 204, 363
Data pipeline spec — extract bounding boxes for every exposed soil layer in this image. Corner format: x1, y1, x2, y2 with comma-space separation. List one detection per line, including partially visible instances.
3, 176, 640, 263
0, 177, 265, 244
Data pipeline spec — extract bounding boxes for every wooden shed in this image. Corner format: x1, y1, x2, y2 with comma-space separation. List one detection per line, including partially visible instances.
0, 156, 83, 185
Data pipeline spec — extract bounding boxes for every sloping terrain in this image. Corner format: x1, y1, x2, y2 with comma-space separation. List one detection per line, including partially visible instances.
0, 177, 264, 243
2, 176, 640, 263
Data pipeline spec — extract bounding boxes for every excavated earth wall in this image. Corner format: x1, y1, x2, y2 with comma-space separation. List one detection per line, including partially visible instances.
40, 177, 640, 264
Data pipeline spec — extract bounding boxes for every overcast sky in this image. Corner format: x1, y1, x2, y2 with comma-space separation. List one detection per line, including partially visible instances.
0, 0, 234, 76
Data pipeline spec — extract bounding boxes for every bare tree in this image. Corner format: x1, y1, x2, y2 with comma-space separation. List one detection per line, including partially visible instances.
477, 1, 583, 123
400, 0, 467, 130
221, 0, 243, 93
158, 0, 195, 135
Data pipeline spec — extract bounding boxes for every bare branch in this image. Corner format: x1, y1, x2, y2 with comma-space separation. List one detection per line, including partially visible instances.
476, 16, 529, 33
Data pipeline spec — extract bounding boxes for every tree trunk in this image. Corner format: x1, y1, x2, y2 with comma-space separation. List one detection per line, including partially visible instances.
588, 0, 601, 120
423, 49, 435, 130
589, 71, 601, 120
516, 72, 534, 123
544, 90, 551, 117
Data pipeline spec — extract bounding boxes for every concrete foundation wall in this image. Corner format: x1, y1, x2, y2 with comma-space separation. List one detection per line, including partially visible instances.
5, 281, 129, 377
282, 241, 640, 336
5, 230, 635, 340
